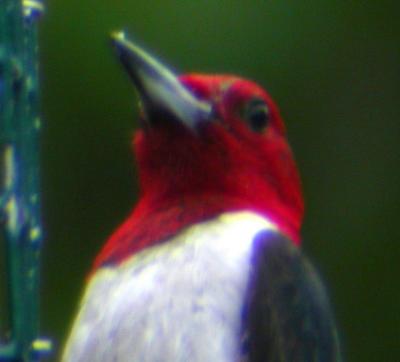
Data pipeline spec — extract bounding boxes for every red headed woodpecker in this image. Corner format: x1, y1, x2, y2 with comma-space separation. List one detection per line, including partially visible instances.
62, 32, 342, 361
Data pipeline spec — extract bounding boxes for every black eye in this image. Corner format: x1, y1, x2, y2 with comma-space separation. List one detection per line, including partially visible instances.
243, 98, 270, 133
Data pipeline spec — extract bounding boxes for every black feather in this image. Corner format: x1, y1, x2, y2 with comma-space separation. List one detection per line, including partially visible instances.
241, 231, 343, 362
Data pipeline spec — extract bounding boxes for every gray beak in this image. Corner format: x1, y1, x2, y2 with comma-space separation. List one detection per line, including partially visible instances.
110, 31, 211, 130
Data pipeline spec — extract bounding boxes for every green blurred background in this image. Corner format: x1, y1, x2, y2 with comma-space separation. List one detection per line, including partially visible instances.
35, 1, 400, 360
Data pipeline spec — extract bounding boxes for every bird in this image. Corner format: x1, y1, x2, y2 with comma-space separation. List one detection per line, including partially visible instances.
62, 31, 342, 362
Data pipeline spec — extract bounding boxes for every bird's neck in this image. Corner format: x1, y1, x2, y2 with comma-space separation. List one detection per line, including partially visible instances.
93, 190, 301, 270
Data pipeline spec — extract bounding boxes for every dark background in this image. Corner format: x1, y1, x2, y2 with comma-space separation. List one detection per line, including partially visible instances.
34, 1, 400, 360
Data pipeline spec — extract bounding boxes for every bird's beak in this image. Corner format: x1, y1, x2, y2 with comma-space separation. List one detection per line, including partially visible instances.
110, 31, 211, 131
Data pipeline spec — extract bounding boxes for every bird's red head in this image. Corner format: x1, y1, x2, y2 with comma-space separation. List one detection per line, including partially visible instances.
94, 34, 304, 268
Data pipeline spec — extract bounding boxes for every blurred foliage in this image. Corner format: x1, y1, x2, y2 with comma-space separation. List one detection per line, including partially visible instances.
34, 1, 400, 361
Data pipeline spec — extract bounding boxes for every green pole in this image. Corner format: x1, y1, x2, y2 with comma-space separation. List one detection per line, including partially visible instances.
0, 0, 51, 361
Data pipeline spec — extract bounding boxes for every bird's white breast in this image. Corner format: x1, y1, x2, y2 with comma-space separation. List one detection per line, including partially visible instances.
62, 211, 276, 362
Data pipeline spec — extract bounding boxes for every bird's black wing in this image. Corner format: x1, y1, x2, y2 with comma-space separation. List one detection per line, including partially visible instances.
240, 230, 343, 362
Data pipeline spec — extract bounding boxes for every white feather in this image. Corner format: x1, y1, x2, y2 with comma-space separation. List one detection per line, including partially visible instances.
62, 211, 276, 362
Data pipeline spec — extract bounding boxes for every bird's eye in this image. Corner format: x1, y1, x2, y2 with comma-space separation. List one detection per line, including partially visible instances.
243, 98, 270, 133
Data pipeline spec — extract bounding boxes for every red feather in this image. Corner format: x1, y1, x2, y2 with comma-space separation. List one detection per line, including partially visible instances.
94, 75, 304, 269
